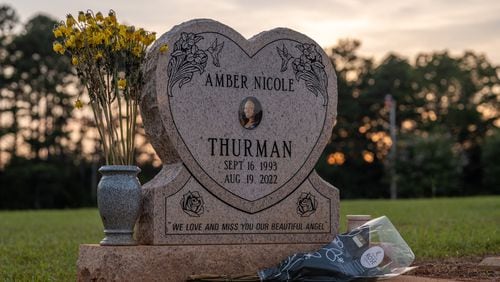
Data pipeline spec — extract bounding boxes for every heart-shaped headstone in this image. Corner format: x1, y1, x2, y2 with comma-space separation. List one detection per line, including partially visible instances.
142, 19, 337, 214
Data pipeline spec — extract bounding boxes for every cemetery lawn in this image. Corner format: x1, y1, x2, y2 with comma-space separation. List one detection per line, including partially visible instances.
0, 196, 499, 281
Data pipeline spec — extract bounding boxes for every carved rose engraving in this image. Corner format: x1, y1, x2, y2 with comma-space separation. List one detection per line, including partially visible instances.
296, 192, 318, 217
181, 191, 205, 217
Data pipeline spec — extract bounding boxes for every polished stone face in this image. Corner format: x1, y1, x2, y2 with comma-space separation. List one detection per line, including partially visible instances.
138, 19, 339, 245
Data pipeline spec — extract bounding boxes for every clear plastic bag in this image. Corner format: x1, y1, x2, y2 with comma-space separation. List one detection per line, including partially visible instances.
259, 216, 416, 281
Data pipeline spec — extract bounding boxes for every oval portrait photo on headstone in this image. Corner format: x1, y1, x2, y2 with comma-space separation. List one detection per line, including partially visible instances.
239, 97, 262, 130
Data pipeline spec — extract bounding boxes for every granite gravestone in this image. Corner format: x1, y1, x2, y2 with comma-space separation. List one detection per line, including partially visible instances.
77, 19, 341, 281
137, 19, 339, 245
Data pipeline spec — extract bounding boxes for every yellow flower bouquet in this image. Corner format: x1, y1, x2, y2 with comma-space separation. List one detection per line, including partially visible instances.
53, 10, 156, 165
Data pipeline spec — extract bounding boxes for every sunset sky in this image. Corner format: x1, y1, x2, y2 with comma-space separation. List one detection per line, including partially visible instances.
5, 0, 500, 64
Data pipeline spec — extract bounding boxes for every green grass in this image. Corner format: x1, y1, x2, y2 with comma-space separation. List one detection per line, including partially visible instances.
0, 209, 102, 281
0, 196, 499, 281
339, 196, 500, 259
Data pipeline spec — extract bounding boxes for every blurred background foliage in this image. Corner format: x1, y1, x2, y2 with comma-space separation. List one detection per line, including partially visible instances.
0, 5, 498, 209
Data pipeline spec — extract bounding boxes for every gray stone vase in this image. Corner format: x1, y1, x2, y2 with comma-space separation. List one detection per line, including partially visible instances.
97, 165, 141, 246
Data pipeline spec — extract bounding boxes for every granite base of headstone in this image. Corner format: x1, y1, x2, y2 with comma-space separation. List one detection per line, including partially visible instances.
77, 244, 327, 281
77, 19, 339, 281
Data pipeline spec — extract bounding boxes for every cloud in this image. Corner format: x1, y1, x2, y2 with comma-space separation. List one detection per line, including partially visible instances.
4, 0, 500, 63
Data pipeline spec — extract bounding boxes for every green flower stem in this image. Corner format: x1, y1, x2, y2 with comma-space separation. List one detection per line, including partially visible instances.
89, 92, 109, 164
114, 70, 128, 164
125, 87, 132, 164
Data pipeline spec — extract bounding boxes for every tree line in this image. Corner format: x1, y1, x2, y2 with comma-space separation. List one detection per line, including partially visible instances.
0, 5, 498, 209
317, 40, 500, 198
0, 6, 159, 209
